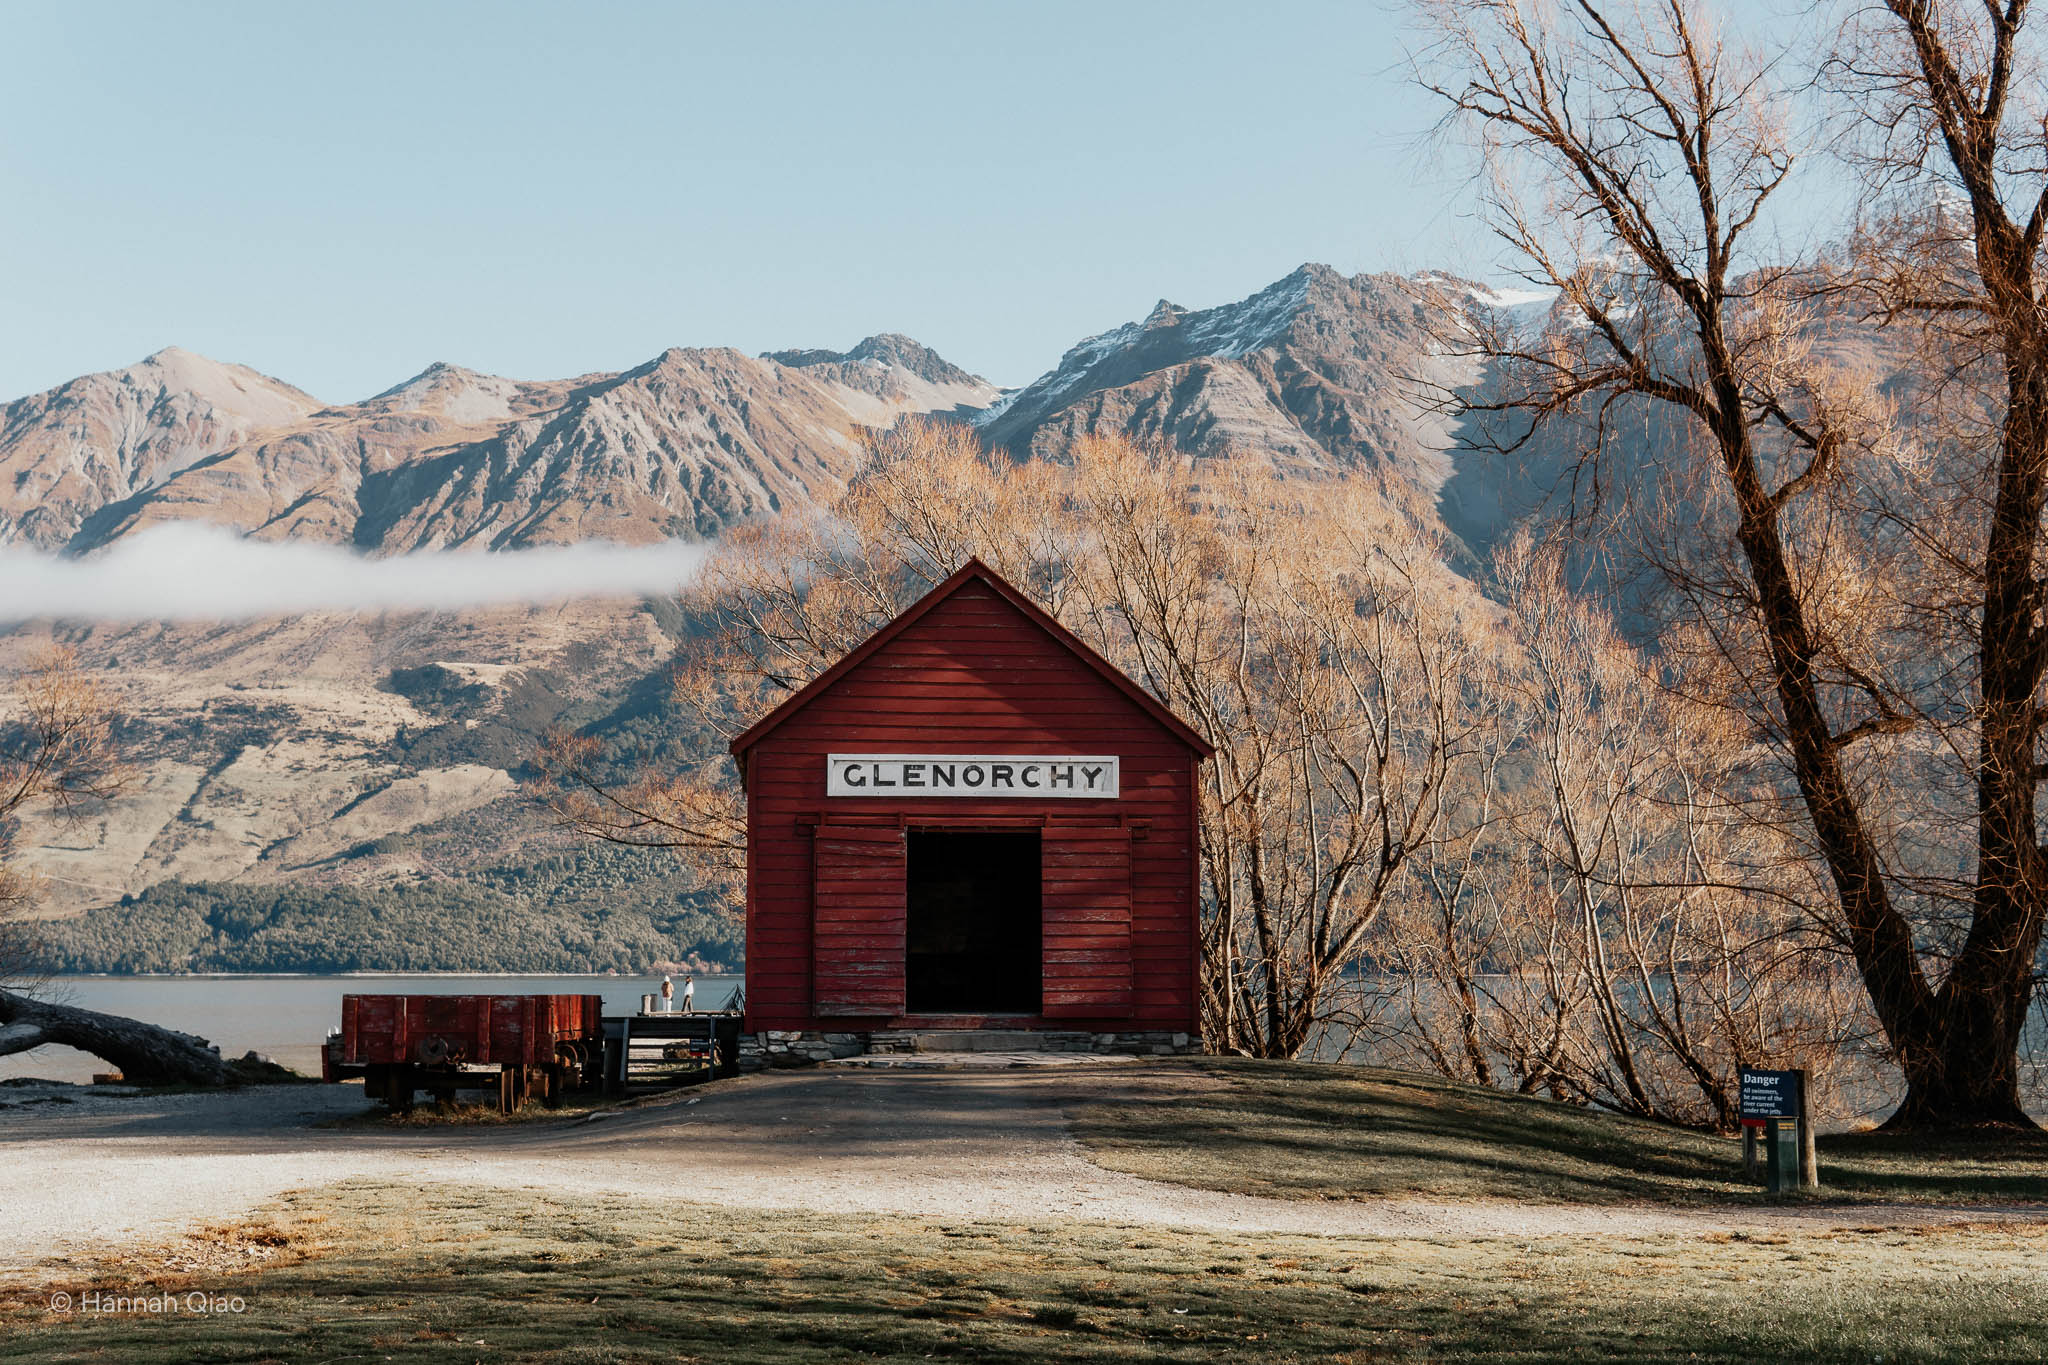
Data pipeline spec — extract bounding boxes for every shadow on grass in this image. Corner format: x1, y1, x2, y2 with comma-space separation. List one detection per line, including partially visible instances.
1819, 1127, 2048, 1202
4, 1181, 2046, 1364
1075, 1058, 2048, 1207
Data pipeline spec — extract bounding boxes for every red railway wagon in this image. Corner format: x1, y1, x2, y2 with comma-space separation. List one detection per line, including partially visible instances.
324, 993, 603, 1112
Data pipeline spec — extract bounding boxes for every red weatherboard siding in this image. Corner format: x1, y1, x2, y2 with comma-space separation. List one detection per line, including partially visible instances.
737, 572, 1205, 1035
810, 824, 908, 1016
1039, 825, 1134, 1017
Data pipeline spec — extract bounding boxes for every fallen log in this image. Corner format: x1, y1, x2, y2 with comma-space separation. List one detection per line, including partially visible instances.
0, 986, 228, 1086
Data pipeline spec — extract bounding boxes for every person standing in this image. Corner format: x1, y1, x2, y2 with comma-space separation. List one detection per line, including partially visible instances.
681, 975, 695, 1012
659, 974, 674, 1012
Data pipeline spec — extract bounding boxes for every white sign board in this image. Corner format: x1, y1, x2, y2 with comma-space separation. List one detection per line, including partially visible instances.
826, 753, 1119, 799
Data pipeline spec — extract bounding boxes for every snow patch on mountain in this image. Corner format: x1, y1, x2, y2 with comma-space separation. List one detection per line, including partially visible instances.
976, 269, 1314, 433
1184, 271, 1314, 358
764, 333, 998, 423
121, 347, 325, 429
363, 362, 533, 424
1465, 284, 1558, 336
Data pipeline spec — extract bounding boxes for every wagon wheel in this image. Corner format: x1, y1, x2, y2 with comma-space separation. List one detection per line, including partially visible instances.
556, 1041, 592, 1091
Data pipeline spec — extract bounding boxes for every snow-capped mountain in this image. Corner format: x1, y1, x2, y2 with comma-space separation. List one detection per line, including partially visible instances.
763, 333, 998, 424
0, 266, 1567, 570
975, 263, 1504, 531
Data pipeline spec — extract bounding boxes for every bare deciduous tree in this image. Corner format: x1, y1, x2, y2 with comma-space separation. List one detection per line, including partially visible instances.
1061, 443, 1505, 1057
531, 728, 746, 895
1369, 535, 1863, 1128
0, 649, 234, 1086
1414, 0, 2048, 1127
0, 648, 126, 957
545, 421, 1507, 1059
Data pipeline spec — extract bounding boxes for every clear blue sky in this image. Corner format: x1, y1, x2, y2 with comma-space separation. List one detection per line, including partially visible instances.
0, 2, 1478, 403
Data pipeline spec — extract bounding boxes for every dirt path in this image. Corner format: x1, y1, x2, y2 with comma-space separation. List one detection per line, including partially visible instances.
0, 1066, 2037, 1268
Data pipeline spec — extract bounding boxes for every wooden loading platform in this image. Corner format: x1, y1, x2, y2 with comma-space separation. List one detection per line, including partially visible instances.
603, 1012, 744, 1094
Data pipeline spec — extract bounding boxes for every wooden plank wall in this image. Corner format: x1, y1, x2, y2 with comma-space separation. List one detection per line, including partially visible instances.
812, 824, 909, 1015
744, 579, 1201, 1035
1041, 825, 1132, 1016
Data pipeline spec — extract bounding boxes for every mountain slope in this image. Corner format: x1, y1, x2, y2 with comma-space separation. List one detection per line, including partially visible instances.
1, 337, 997, 556
1, 597, 681, 918
0, 348, 322, 550
976, 265, 1478, 529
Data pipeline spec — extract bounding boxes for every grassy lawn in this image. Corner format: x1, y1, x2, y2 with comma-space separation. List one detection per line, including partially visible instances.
3, 1180, 2046, 1363
1074, 1059, 2048, 1206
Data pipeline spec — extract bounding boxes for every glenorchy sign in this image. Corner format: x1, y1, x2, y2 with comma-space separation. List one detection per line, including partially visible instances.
826, 753, 1120, 799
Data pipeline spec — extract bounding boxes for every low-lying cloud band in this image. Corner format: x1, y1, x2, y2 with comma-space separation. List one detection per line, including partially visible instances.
0, 524, 710, 623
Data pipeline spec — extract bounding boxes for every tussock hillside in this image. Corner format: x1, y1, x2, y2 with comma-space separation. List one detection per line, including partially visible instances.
1, 599, 675, 911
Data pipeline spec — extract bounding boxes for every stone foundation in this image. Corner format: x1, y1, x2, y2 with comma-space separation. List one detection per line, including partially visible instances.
737, 1031, 870, 1069
736, 1028, 1201, 1072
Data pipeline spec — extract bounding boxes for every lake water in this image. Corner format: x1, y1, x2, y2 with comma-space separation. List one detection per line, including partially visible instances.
0, 974, 743, 1084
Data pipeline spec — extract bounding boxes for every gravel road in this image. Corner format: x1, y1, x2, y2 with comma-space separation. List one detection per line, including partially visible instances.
0, 1065, 2037, 1268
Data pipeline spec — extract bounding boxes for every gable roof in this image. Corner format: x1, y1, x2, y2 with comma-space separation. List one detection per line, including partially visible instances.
728, 557, 1215, 758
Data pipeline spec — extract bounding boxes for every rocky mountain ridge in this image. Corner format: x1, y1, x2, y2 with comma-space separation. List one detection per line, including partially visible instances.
3, 266, 1521, 565
0, 337, 1000, 557
0, 348, 323, 551
975, 264, 1497, 533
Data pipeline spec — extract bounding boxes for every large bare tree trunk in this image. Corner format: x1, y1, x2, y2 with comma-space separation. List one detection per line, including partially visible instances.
1898, 358, 2048, 1128
0, 987, 229, 1087
1850, 0, 2048, 1131
1416, 0, 2048, 1132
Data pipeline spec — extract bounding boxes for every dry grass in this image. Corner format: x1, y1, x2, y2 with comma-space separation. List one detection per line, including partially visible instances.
2, 1180, 2045, 1363
1074, 1059, 2048, 1206
319, 1077, 707, 1128
320, 1095, 612, 1129
0, 1208, 330, 1303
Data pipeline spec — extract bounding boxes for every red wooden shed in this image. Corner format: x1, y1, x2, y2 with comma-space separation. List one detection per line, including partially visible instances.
730, 559, 1212, 1049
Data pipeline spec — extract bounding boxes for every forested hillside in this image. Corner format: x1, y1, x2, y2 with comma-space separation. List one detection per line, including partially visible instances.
28, 845, 739, 974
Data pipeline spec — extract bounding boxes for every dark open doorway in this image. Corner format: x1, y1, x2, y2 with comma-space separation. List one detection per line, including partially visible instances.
905, 831, 1041, 1014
